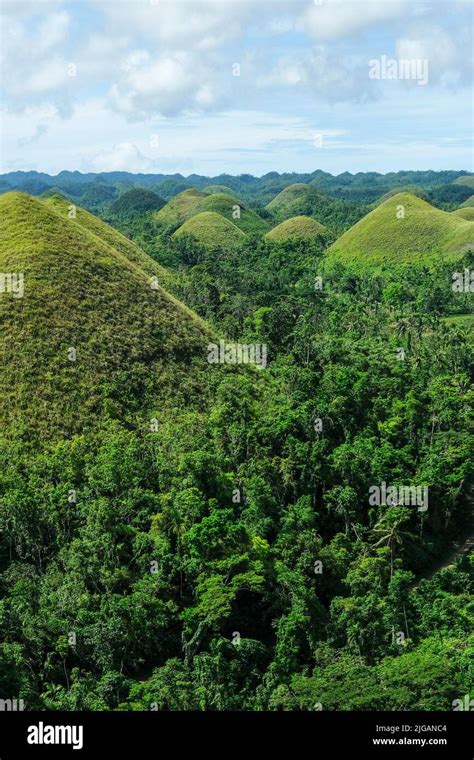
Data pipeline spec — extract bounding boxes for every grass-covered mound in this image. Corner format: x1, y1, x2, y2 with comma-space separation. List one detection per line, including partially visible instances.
324, 192, 474, 272
266, 183, 329, 221
265, 215, 328, 242
109, 188, 165, 216
460, 195, 474, 208
452, 207, 474, 221
153, 188, 208, 229
173, 211, 247, 249
265, 182, 364, 232
195, 193, 269, 236
155, 189, 268, 236
453, 175, 474, 188
42, 193, 174, 291
0, 192, 213, 440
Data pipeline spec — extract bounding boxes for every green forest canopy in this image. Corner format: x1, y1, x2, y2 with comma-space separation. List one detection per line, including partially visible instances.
0, 181, 472, 712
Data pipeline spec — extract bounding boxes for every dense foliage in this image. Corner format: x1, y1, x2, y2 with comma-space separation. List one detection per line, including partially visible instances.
0, 184, 472, 713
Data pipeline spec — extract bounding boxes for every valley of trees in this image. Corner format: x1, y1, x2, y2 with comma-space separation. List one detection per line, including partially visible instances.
0, 172, 472, 712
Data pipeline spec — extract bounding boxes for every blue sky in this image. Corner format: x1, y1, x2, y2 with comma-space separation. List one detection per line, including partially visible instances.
0, 0, 472, 176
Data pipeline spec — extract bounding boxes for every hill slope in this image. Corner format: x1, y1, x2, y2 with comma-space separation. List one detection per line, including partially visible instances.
173, 211, 247, 249
42, 193, 174, 291
452, 207, 474, 221
266, 183, 329, 222
324, 193, 474, 272
453, 176, 474, 188
108, 187, 165, 216
372, 186, 428, 207
155, 189, 268, 235
265, 215, 328, 242
265, 182, 364, 232
0, 192, 213, 440
154, 188, 208, 229
195, 193, 269, 235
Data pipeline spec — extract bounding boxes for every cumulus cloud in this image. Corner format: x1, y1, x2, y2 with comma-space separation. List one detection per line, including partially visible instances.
1, 0, 469, 119
90, 142, 156, 172
107, 51, 228, 118
300, 0, 409, 41
0, 6, 73, 108
93, 0, 252, 50
396, 26, 473, 88
257, 50, 378, 103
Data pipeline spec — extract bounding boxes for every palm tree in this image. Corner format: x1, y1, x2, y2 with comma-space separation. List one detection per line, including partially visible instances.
371, 507, 416, 578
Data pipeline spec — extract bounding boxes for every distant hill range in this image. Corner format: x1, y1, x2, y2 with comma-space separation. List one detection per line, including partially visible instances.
1, 169, 472, 210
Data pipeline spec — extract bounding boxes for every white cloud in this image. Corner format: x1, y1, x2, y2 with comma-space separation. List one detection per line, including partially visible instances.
93, 0, 251, 50
36, 9, 70, 53
301, 0, 409, 41
17, 56, 71, 95
396, 26, 472, 87
0, 7, 72, 103
0, 0, 63, 17
108, 51, 227, 118
90, 142, 155, 172
78, 34, 132, 78
257, 50, 377, 103
0, 0, 471, 174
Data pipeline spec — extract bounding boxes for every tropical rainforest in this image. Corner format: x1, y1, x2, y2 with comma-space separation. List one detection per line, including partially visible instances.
0, 168, 472, 712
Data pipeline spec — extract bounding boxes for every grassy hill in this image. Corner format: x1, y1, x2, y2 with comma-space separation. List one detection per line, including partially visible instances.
195, 193, 269, 236
265, 215, 328, 242
153, 188, 207, 229
266, 182, 365, 232
173, 211, 247, 249
460, 195, 474, 208
0, 192, 213, 440
452, 207, 474, 221
324, 192, 474, 272
109, 187, 165, 216
43, 193, 175, 292
155, 189, 268, 236
266, 183, 328, 221
453, 176, 474, 188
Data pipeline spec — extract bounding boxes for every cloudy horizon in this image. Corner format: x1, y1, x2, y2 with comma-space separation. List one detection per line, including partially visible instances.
1, 0, 472, 176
